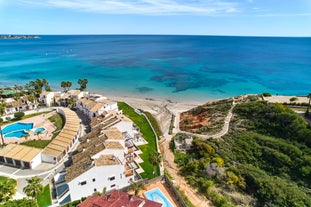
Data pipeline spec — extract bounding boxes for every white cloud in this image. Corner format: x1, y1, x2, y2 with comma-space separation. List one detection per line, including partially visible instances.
18, 0, 239, 15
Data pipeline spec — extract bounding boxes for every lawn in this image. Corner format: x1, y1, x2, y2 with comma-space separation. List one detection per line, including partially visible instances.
118, 102, 159, 179
21, 140, 50, 149
36, 185, 52, 207
48, 113, 65, 139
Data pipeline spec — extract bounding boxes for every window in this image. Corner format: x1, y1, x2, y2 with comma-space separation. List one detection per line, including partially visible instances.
108, 176, 115, 181
110, 184, 116, 188
92, 178, 96, 182
80, 181, 87, 186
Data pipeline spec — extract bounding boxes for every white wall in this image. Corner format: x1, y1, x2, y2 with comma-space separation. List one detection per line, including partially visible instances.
114, 121, 135, 138
46, 93, 54, 106
104, 103, 118, 112
30, 152, 43, 169
92, 149, 126, 164
68, 165, 132, 201
41, 153, 56, 164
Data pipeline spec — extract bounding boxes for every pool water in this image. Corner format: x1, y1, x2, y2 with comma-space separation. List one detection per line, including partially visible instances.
144, 187, 174, 207
1, 122, 34, 138
4, 130, 29, 138
1, 122, 33, 134
34, 127, 45, 134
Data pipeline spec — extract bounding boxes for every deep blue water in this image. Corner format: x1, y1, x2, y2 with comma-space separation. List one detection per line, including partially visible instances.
1, 35, 311, 102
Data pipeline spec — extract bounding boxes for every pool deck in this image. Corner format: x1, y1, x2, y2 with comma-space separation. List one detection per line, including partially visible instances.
135, 178, 179, 207
1, 111, 57, 144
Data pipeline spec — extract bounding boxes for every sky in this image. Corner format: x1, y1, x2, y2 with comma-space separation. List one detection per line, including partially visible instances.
0, 0, 311, 36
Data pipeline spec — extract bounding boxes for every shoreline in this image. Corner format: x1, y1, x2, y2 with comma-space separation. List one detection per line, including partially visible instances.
106, 94, 310, 135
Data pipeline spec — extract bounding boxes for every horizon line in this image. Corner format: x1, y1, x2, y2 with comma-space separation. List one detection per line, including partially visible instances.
1, 33, 311, 38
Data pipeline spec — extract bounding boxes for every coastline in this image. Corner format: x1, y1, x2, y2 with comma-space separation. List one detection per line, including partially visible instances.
107, 94, 203, 135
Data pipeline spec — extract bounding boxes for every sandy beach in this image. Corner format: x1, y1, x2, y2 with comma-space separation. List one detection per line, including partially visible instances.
107, 95, 204, 135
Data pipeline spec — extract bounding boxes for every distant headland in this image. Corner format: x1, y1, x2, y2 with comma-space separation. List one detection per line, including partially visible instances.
0, 35, 40, 39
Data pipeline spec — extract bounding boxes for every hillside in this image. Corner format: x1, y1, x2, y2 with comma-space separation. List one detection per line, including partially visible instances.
179, 98, 233, 134
173, 101, 311, 207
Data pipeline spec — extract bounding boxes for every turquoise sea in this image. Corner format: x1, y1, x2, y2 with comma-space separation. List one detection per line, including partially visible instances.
0, 35, 310, 102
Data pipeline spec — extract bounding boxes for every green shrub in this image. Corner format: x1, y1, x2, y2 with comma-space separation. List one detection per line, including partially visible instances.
0, 198, 37, 207
14, 112, 25, 120
289, 97, 298, 102
262, 92, 271, 97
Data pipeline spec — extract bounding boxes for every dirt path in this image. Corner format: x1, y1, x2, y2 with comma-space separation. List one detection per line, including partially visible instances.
176, 100, 236, 139
161, 138, 214, 207
110, 96, 213, 206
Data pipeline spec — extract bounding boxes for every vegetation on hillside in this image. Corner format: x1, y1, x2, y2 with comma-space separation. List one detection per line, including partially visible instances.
144, 111, 163, 137
174, 101, 311, 207
179, 98, 232, 134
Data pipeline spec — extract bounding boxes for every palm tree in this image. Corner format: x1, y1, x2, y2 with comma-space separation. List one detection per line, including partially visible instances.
42, 79, 51, 91
61, 81, 67, 92
0, 99, 6, 116
78, 78, 88, 91
61, 81, 72, 92
130, 181, 145, 195
66, 81, 72, 91
149, 151, 162, 176
67, 98, 75, 108
23, 176, 43, 199
36, 131, 43, 140
22, 133, 30, 141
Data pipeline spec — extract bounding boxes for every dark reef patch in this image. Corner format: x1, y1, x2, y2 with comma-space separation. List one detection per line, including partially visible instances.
150, 68, 228, 92
136, 87, 154, 93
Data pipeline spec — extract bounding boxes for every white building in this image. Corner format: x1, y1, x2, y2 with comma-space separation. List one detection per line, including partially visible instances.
4, 98, 38, 115
39, 90, 88, 107
55, 126, 143, 205
76, 98, 118, 120
39, 91, 55, 107
0, 144, 42, 169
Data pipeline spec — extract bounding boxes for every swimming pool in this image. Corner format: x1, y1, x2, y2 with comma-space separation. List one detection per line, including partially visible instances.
4, 130, 29, 138
33, 127, 45, 134
1, 122, 34, 138
144, 187, 174, 207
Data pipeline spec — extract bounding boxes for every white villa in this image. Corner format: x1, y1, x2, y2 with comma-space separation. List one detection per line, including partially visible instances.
54, 111, 146, 205
76, 97, 118, 120
3, 97, 38, 115
39, 90, 88, 107
40, 91, 55, 107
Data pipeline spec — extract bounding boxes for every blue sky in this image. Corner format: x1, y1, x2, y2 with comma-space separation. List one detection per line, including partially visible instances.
0, 0, 310, 36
